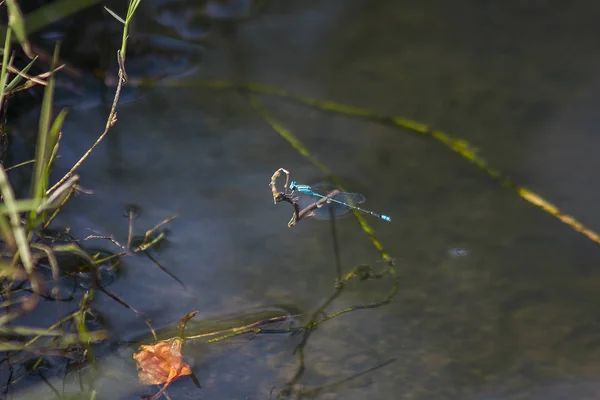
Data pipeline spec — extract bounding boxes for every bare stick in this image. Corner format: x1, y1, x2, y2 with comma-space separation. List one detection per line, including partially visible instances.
269, 167, 289, 204
47, 56, 124, 194
143, 215, 177, 243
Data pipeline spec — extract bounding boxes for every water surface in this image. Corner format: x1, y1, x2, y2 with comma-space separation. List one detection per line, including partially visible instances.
12, 1, 600, 399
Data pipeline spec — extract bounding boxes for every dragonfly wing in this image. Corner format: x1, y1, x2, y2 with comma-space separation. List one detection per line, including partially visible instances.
308, 183, 366, 203
332, 192, 366, 204
295, 192, 366, 219
308, 182, 338, 194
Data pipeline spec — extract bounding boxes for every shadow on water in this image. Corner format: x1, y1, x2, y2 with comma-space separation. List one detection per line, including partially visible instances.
7, 0, 600, 399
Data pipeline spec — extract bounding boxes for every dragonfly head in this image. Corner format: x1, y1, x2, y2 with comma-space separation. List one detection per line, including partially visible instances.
289, 181, 298, 191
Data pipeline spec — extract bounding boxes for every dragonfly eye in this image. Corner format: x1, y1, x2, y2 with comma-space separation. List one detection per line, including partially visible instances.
289, 181, 297, 191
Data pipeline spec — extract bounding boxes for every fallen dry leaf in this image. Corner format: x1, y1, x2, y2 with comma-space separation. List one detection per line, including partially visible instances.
133, 337, 192, 385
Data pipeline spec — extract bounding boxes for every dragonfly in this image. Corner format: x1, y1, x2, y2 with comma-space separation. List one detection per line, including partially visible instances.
289, 181, 391, 222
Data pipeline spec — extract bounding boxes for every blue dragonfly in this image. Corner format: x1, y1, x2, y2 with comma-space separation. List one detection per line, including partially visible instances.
289, 181, 391, 222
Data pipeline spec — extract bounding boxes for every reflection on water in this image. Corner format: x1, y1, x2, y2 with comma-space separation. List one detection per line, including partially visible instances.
9, 0, 600, 398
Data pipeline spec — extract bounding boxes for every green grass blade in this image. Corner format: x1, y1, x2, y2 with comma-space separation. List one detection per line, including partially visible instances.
0, 165, 34, 273
126, 0, 142, 22
120, 0, 142, 57
0, 331, 108, 351
103, 6, 125, 24
0, 177, 77, 221
43, 108, 67, 178
0, 0, 102, 43
29, 44, 60, 229
5, 55, 38, 93
0, 198, 43, 213
4, 159, 35, 171
0, 214, 15, 249
0, 326, 69, 336
52, 243, 98, 270
0, 27, 12, 107
5, 0, 32, 56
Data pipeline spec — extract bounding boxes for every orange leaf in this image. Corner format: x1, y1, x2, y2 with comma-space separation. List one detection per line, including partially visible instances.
133, 338, 192, 386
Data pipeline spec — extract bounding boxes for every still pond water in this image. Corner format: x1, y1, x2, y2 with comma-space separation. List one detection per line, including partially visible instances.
11, 0, 600, 399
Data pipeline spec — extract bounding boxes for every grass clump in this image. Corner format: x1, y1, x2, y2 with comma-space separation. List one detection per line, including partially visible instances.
0, 0, 143, 393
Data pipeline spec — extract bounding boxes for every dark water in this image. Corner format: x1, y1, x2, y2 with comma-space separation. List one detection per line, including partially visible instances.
11, 0, 600, 399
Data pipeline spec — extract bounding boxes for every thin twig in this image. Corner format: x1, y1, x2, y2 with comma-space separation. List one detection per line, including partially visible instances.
48, 60, 124, 193
127, 210, 134, 249
186, 313, 302, 342
143, 215, 177, 243
6, 63, 64, 87
82, 234, 126, 249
